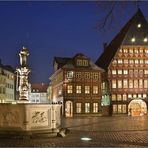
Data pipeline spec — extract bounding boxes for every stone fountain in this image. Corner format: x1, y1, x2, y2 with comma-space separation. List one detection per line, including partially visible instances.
0, 47, 62, 138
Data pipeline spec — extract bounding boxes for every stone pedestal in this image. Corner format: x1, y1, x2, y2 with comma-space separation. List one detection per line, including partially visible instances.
0, 103, 61, 138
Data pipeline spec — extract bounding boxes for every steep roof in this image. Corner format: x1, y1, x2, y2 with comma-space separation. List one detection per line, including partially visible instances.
54, 57, 71, 69
95, 9, 148, 70
31, 83, 48, 93
0, 59, 15, 73
54, 53, 104, 71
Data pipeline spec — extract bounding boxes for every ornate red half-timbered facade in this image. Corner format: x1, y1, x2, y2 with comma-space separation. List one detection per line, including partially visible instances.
96, 9, 148, 116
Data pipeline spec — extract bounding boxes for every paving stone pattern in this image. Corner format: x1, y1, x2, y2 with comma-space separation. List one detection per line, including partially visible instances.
1, 116, 148, 147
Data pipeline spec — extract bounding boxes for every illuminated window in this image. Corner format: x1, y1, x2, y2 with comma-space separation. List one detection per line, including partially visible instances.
93, 73, 98, 79
145, 60, 148, 64
93, 103, 98, 113
135, 59, 139, 64
85, 103, 90, 113
143, 94, 147, 98
123, 105, 127, 113
119, 49, 122, 53
58, 89, 62, 95
144, 70, 148, 74
76, 85, 81, 94
118, 80, 122, 88
138, 94, 142, 98
117, 94, 122, 101
139, 49, 143, 53
93, 86, 98, 94
112, 94, 116, 101
102, 82, 105, 89
67, 71, 74, 79
77, 59, 82, 66
118, 105, 122, 113
123, 94, 127, 101
133, 94, 137, 98
112, 70, 116, 75
128, 94, 132, 98
129, 49, 133, 53
129, 80, 133, 88
76, 72, 81, 78
76, 103, 81, 113
123, 48, 128, 53
129, 59, 134, 64
85, 86, 90, 94
112, 80, 116, 88
118, 70, 122, 75
131, 37, 136, 43
134, 49, 138, 54
67, 85, 73, 94
118, 59, 122, 64
144, 37, 148, 42
83, 60, 89, 66
124, 59, 128, 64
139, 60, 143, 64
112, 59, 117, 64
134, 80, 138, 88
113, 104, 117, 113
139, 79, 143, 88
123, 70, 128, 74
145, 49, 148, 53
85, 72, 90, 79
137, 23, 141, 28
123, 79, 128, 88
144, 80, 148, 88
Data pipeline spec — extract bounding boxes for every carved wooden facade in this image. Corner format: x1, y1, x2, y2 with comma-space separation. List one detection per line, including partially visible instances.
50, 53, 104, 117
96, 9, 148, 116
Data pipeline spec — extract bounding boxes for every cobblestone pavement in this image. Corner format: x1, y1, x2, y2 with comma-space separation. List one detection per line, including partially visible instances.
1, 116, 148, 147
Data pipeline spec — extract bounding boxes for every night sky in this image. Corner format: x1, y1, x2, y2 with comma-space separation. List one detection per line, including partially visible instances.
0, 1, 148, 83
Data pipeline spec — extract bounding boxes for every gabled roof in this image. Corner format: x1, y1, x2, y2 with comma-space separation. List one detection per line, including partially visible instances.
54, 53, 104, 71
0, 59, 15, 73
31, 83, 48, 93
54, 57, 71, 69
95, 9, 148, 70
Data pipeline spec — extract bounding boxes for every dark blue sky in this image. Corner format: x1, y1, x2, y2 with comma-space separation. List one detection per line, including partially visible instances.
0, 2, 148, 83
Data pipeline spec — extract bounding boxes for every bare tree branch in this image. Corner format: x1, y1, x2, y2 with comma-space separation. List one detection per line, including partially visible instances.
95, 1, 142, 31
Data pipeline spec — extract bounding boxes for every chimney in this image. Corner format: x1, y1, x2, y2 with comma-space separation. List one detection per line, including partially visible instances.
103, 43, 108, 52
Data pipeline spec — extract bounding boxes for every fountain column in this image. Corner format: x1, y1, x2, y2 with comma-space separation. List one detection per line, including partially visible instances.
16, 47, 31, 102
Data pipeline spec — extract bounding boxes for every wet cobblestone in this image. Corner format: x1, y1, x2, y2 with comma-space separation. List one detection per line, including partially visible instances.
0, 116, 148, 147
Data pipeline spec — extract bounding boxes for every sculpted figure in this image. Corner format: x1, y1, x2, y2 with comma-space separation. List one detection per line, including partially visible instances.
19, 47, 29, 67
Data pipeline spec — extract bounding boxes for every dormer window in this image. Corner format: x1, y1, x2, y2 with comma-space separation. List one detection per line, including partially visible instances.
76, 59, 89, 66
83, 60, 88, 66
77, 59, 82, 66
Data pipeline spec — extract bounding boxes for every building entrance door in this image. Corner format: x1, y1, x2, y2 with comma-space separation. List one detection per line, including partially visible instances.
128, 99, 147, 116
65, 101, 73, 117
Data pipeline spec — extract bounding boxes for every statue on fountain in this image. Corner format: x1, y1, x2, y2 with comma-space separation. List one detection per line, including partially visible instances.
16, 47, 31, 102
